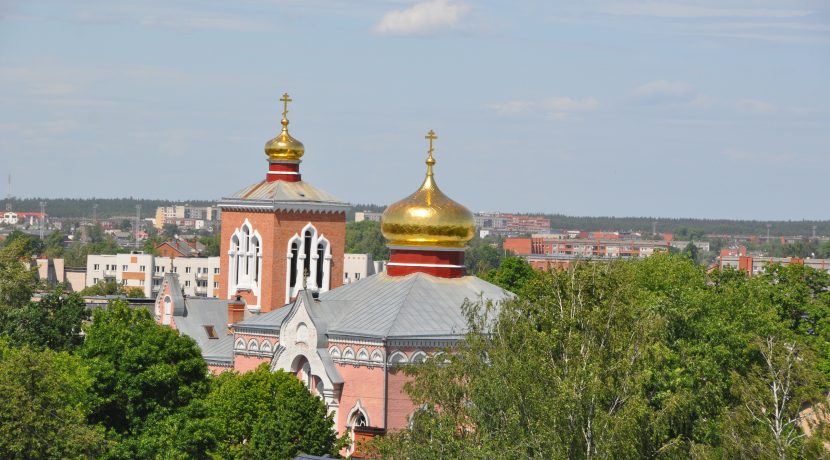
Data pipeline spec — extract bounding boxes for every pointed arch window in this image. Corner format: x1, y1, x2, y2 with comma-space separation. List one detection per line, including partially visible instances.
303, 229, 313, 279
316, 240, 327, 288
231, 235, 241, 286
290, 241, 299, 288
228, 220, 263, 300
251, 236, 261, 283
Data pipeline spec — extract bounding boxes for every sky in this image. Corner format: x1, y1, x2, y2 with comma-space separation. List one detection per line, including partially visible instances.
0, 0, 828, 220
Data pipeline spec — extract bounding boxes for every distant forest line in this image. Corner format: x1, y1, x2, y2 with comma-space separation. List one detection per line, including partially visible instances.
5, 198, 828, 236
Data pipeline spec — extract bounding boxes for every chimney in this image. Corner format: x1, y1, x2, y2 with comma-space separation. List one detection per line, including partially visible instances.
228, 295, 245, 324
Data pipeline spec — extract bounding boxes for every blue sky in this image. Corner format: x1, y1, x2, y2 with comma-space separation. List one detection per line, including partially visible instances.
1, 0, 828, 219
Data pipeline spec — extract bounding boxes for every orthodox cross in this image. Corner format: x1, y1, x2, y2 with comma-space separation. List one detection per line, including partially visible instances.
425, 130, 437, 174
280, 93, 292, 119
425, 130, 437, 158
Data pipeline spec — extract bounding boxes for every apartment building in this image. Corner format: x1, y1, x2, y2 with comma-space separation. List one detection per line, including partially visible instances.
719, 255, 830, 277
154, 205, 218, 230
505, 235, 672, 260
343, 253, 385, 284
475, 212, 551, 237
87, 253, 220, 298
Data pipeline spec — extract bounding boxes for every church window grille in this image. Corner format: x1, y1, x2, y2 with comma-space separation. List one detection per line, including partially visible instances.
354, 412, 367, 427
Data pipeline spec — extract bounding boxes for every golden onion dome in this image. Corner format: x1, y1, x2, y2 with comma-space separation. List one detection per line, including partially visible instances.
381, 130, 475, 248
264, 93, 305, 161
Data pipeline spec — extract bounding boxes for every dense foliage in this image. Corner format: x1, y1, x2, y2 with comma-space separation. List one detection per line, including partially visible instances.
345, 220, 389, 260
375, 255, 830, 459
0, 259, 341, 459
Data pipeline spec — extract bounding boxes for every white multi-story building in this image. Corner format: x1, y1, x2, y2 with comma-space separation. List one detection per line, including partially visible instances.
86, 253, 220, 298
343, 253, 385, 284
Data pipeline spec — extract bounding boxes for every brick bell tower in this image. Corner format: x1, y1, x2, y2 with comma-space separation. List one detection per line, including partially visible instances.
217, 93, 348, 314
380, 130, 475, 278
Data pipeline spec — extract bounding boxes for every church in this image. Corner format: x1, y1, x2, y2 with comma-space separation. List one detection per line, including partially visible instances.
153, 94, 511, 450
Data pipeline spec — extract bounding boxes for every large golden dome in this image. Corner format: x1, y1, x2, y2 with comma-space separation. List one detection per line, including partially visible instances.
381, 130, 475, 248
264, 93, 305, 161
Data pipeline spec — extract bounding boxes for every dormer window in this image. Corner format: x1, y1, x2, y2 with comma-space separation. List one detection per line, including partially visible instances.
203, 325, 218, 339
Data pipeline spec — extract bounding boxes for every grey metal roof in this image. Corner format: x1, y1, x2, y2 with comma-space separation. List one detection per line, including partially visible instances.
322, 272, 512, 339
234, 304, 292, 332
172, 297, 234, 363
201, 334, 234, 365
218, 179, 349, 211
240, 272, 513, 340
162, 273, 186, 316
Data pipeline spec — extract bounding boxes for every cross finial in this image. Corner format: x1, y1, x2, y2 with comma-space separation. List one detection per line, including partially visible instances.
425, 129, 437, 175
280, 92, 292, 120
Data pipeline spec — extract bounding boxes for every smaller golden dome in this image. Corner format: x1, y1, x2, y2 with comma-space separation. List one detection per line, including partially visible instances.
381, 130, 475, 248
264, 93, 304, 162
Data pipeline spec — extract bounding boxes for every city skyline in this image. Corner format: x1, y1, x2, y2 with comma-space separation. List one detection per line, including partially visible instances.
1, 0, 828, 220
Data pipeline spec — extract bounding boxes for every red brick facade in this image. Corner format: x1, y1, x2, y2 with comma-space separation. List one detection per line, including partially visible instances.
218, 209, 345, 312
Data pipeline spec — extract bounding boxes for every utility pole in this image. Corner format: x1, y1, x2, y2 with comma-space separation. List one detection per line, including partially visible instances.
39, 201, 46, 240
5, 174, 11, 212
135, 204, 142, 249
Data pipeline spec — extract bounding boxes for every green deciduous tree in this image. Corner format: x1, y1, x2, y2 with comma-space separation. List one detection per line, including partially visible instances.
79, 300, 209, 436
375, 255, 830, 459
465, 237, 503, 275
1, 287, 88, 351
345, 220, 389, 261
132, 364, 344, 459
206, 364, 343, 459
0, 340, 107, 459
482, 255, 534, 294
0, 240, 36, 309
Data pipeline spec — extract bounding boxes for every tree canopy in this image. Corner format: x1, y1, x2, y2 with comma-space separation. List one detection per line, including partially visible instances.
0, 340, 106, 459
374, 255, 830, 459
79, 300, 209, 435
345, 220, 389, 261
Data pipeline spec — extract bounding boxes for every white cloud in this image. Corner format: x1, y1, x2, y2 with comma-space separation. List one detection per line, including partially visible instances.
489, 100, 535, 115
688, 94, 716, 108
544, 97, 599, 119
490, 96, 599, 120
736, 98, 777, 114
599, 3, 811, 19
374, 0, 470, 35
631, 80, 693, 99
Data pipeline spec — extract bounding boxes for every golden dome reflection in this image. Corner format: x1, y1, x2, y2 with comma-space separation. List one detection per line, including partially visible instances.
265, 93, 305, 161
381, 130, 475, 248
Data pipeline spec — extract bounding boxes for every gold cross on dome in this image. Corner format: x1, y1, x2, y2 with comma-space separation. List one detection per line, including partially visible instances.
280, 93, 292, 119
425, 130, 437, 157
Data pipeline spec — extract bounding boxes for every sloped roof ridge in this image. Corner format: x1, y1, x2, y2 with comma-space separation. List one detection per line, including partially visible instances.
382, 272, 422, 337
